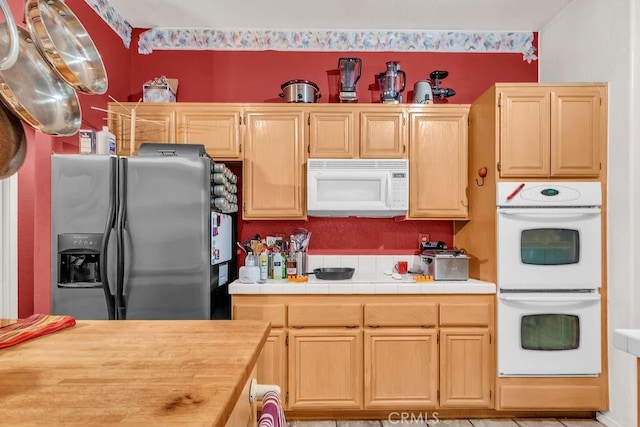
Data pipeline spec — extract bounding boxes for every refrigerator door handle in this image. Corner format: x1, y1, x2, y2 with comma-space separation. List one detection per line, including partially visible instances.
115, 157, 128, 320
101, 157, 118, 319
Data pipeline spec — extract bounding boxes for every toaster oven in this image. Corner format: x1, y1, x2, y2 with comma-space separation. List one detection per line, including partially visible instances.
421, 250, 469, 281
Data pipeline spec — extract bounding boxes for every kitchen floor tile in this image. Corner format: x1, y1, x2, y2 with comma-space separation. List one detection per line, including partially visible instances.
558, 420, 606, 426
336, 421, 382, 427
429, 421, 474, 427
380, 418, 429, 426
289, 421, 337, 427
514, 420, 565, 426
470, 419, 520, 427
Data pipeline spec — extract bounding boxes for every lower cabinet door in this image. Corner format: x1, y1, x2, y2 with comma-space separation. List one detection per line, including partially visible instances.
257, 329, 287, 409
364, 329, 438, 409
439, 328, 493, 408
288, 329, 362, 410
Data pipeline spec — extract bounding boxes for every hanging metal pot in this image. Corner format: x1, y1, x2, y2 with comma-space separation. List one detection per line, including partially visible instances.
25, 0, 108, 95
0, 1, 19, 70
0, 26, 81, 136
0, 102, 26, 179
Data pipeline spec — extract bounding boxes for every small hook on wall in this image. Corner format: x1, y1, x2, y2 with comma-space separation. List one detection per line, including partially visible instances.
475, 167, 487, 186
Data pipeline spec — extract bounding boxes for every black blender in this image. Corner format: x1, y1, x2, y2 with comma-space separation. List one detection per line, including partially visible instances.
338, 57, 362, 102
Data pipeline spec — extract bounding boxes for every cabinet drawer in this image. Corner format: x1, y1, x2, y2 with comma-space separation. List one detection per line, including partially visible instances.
233, 304, 286, 327
439, 303, 491, 327
288, 304, 361, 327
364, 303, 437, 327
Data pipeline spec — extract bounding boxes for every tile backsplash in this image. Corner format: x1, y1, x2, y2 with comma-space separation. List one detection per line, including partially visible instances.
308, 254, 425, 279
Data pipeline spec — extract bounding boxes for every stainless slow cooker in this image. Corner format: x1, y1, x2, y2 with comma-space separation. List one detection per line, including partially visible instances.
279, 79, 321, 103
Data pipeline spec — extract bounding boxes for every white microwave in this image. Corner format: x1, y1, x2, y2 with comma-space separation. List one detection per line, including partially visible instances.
306, 158, 409, 217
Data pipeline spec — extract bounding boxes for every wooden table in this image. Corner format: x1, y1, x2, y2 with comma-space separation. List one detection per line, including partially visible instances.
0, 320, 270, 426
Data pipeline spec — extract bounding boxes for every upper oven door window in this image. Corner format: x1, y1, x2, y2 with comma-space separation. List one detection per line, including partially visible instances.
521, 228, 579, 265
497, 207, 601, 290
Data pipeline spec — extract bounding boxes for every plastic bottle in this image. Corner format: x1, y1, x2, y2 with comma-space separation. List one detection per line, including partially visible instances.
258, 251, 269, 283
96, 126, 116, 155
271, 252, 283, 280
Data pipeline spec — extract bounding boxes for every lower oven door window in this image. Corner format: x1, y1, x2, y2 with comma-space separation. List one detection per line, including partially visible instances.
498, 293, 601, 376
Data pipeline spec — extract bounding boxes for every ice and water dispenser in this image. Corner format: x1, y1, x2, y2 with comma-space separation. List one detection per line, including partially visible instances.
56, 233, 103, 288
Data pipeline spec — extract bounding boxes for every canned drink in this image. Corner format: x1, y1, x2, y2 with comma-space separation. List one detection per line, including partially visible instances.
212, 173, 226, 184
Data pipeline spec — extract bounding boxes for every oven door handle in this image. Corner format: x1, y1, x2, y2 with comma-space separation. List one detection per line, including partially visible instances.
499, 294, 600, 303
497, 208, 600, 217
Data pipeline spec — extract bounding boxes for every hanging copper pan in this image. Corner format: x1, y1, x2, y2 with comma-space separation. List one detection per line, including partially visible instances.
25, 0, 107, 95
0, 101, 26, 179
0, 26, 81, 136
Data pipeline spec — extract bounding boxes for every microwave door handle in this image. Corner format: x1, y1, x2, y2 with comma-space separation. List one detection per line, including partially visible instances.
499, 294, 600, 303
385, 174, 391, 206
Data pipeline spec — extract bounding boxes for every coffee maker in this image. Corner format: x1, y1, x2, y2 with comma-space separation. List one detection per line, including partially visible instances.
338, 57, 362, 102
380, 61, 406, 103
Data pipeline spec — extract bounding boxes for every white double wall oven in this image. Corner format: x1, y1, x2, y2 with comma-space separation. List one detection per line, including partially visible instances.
496, 182, 602, 377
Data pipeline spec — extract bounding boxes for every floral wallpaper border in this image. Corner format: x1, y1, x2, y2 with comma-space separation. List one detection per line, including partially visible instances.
82, 0, 537, 62
84, 0, 132, 48
138, 29, 537, 62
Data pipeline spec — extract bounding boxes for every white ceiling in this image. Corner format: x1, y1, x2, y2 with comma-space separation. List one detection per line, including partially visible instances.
108, 0, 575, 32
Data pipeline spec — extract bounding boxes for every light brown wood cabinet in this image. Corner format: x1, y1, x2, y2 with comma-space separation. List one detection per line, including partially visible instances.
359, 108, 407, 158
308, 108, 357, 158
308, 105, 406, 158
439, 329, 491, 408
108, 102, 244, 159
108, 103, 176, 156
109, 102, 474, 220
288, 329, 363, 410
176, 104, 243, 160
233, 294, 495, 415
242, 107, 306, 220
408, 106, 469, 219
232, 303, 287, 401
496, 84, 606, 178
364, 329, 438, 408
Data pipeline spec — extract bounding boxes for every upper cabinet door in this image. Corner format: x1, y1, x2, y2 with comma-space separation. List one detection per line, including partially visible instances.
108, 103, 176, 156
176, 105, 243, 160
498, 85, 604, 178
308, 109, 357, 158
243, 108, 306, 220
498, 89, 551, 177
551, 87, 603, 177
408, 107, 469, 219
360, 109, 406, 158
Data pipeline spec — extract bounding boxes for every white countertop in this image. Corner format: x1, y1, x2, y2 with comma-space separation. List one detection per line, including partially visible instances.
613, 329, 640, 358
228, 276, 496, 295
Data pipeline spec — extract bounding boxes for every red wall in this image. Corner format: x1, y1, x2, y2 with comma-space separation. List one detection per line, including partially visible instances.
128, 33, 537, 105
16, 11, 537, 316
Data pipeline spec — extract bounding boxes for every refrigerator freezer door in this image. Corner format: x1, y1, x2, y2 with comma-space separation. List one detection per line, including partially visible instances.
119, 156, 212, 319
51, 155, 113, 320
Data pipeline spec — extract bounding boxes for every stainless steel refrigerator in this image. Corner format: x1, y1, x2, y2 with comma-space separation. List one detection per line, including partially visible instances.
51, 145, 236, 320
